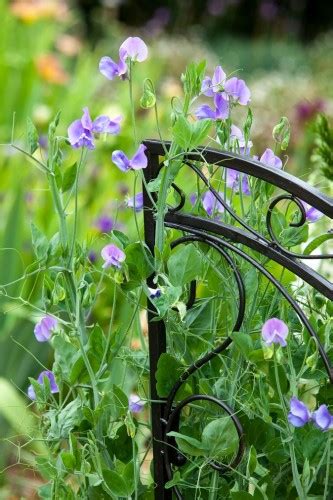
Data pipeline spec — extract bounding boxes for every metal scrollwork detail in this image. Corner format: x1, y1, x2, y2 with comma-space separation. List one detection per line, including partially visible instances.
143, 140, 333, 500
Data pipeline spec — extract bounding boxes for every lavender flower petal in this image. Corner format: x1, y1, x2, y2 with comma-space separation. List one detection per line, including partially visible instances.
101, 244, 126, 269
112, 150, 131, 172
260, 148, 282, 169
119, 37, 148, 63
202, 191, 224, 216
261, 318, 289, 346
129, 144, 148, 170
28, 370, 59, 400
129, 393, 146, 413
92, 115, 122, 135
126, 192, 144, 211
195, 104, 216, 120
34, 315, 58, 342
288, 397, 311, 427
300, 201, 323, 223
99, 56, 123, 80
224, 77, 251, 105
214, 93, 229, 119
313, 405, 333, 431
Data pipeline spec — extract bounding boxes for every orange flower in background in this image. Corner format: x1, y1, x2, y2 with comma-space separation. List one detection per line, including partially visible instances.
10, 0, 68, 24
36, 54, 69, 85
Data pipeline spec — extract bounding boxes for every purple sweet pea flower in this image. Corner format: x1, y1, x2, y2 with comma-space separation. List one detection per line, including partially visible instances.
259, 148, 282, 169
92, 115, 122, 135
27, 370, 59, 400
201, 66, 226, 97
34, 315, 58, 342
288, 397, 311, 427
312, 405, 333, 431
112, 144, 148, 172
261, 318, 289, 347
226, 169, 251, 195
196, 93, 229, 121
68, 107, 122, 149
99, 56, 128, 81
300, 201, 323, 223
95, 215, 117, 233
101, 244, 126, 269
224, 77, 251, 106
149, 287, 162, 299
129, 394, 146, 413
126, 192, 144, 212
119, 37, 148, 63
202, 190, 225, 216
68, 107, 95, 149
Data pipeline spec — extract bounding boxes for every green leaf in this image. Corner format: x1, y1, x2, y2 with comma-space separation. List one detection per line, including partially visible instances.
230, 332, 254, 359
304, 233, 333, 255
201, 417, 239, 459
31, 222, 49, 261
246, 445, 257, 476
153, 285, 182, 317
172, 116, 211, 151
172, 116, 192, 150
62, 162, 78, 193
168, 244, 202, 286
26, 117, 39, 154
122, 461, 135, 495
102, 469, 129, 496
140, 78, 156, 108
112, 385, 129, 418
60, 451, 76, 470
167, 431, 206, 456
156, 353, 183, 397
231, 492, 254, 500
125, 242, 154, 286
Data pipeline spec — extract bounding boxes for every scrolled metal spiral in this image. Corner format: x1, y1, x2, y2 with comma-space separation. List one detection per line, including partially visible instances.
266, 194, 333, 259
161, 235, 246, 499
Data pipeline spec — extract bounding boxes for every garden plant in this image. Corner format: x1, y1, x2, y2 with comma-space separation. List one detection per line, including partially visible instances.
1, 33, 333, 499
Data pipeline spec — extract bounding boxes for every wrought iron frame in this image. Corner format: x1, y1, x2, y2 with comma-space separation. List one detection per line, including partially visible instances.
142, 139, 333, 499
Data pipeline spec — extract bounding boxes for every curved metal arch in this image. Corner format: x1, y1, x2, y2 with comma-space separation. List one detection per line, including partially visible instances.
166, 221, 333, 383
142, 140, 333, 500
165, 212, 333, 300
144, 139, 333, 217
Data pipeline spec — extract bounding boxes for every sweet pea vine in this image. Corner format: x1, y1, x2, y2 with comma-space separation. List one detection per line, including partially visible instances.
17, 32, 332, 500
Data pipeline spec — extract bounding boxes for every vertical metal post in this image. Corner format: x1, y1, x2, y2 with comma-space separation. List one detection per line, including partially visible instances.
143, 151, 172, 499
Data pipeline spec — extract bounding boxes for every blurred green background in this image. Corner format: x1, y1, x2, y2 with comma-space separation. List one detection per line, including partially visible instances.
0, 0, 332, 497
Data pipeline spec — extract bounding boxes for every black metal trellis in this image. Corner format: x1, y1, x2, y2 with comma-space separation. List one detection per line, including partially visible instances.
142, 139, 333, 499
